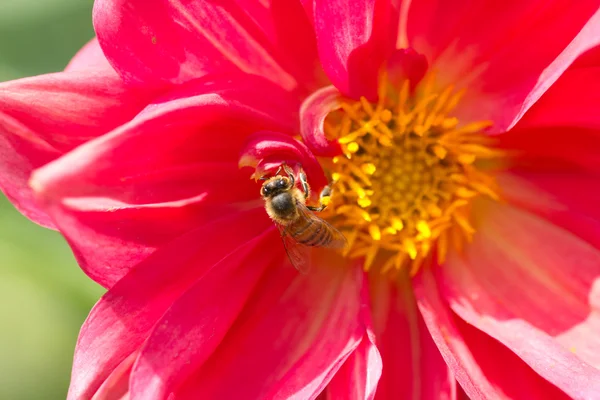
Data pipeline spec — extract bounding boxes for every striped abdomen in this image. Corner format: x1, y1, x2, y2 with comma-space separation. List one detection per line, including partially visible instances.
288, 216, 334, 247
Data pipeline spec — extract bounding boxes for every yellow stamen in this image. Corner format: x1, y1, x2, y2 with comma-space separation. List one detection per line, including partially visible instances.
320, 72, 503, 275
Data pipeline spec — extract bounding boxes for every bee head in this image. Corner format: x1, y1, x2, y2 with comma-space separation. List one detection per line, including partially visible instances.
261, 176, 291, 198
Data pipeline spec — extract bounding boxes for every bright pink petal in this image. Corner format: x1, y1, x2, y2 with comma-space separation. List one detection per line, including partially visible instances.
67, 209, 271, 400
129, 229, 280, 399
516, 67, 600, 131
239, 130, 328, 193
438, 201, 600, 398
326, 269, 381, 400
0, 70, 152, 228
371, 273, 454, 400
31, 74, 298, 288
300, 85, 344, 157
499, 126, 600, 176
311, 0, 399, 100
414, 265, 571, 400
93, 0, 322, 92
176, 255, 366, 399
499, 172, 600, 250
407, 1, 600, 131
65, 37, 113, 72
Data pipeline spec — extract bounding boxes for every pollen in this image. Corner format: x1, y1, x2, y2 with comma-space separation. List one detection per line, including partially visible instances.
322, 73, 503, 276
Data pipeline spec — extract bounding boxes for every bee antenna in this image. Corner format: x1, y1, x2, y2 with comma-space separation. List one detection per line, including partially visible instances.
258, 176, 268, 181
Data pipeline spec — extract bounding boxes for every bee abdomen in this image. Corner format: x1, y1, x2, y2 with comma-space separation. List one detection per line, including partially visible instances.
295, 221, 332, 247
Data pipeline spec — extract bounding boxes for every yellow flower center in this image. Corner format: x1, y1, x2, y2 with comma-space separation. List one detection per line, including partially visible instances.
321, 74, 503, 275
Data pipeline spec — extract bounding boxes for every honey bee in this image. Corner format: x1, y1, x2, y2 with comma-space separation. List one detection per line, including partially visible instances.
260, 164, 347, 273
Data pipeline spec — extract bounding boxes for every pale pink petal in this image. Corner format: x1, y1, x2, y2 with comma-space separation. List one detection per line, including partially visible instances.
371, 273, 454, 400
414, 265, 571, 399
326, 269, 382, 400
67, 209, 271, 400
438, 200, 600, 398
91, 351, 137, 400
311, 0, 399, 100
93, 0, 321, 92
407, 1, 600, 131
300, 85, 344, 157
0, 70, 152, 228
65, 37, 113, 73
326, 333, 382, 400
31, 74, 297, 288
129, 229, 280, 399
176, 255, 366, 399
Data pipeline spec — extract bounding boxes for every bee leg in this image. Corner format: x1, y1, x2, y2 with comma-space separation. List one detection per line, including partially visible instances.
307, 185, 332, 212
282, 163, 296, 187
298, 170, 310, 199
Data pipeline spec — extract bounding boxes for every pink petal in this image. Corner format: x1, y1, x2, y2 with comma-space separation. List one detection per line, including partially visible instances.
176, 254, 367, 399
326, 269, 382, 400
0, 70, 152, 228
311, 0, 399, 100
370, 273, 454, 400
65, 37, 113, 73
407, 1, 600, 132
239, 130, 328, 193
91, 351, 137, 400
499, 126, 600, 176
437, 200, 600, 398
414, 265, 571, 400
300, 85, 344, 157
129, 229, 280, 399
499, 172, 600, 250
32, 74, 298, 288
93, 0, 322, 92
68, 209, 271, 400
385, 48, 429, 89
516, 65, 600, 131
326, 332, 382, 400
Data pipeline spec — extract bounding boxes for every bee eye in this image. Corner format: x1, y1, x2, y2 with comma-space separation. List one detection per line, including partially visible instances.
277, 179, 287, 188
262, 187, 270, 195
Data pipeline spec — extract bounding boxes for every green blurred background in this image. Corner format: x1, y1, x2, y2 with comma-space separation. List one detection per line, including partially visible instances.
0, 1, 104, 398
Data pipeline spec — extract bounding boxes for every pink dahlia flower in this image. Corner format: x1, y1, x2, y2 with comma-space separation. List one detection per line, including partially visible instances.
2, 0, 600, 399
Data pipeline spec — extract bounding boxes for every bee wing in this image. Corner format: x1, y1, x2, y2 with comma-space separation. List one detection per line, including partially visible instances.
277, 224, 312, 274
295, 203, 348, 250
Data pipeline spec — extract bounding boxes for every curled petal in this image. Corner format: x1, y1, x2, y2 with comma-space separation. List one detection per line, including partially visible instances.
176, 254, 366, 399
31, 74, 297, 287
239, 130, 328, 193
300, 85, 344, 157
407, 1, 600, 131
68, 209, 271, 400
312, 0, 399, 99
438, 201, 600, 398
